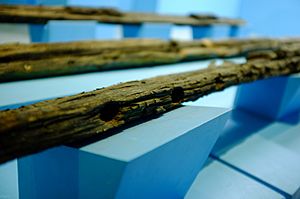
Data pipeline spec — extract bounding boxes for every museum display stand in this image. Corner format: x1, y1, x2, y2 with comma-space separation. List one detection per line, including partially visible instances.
0, 1, 299, 198
187, 76, 300, 199
15, 106, 229, 199
1, 70, 299, 199
0, 0, 240, 41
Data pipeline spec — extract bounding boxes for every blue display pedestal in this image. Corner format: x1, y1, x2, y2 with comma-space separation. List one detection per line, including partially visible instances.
186, 158, 283, 199
0, 0, 29, 4
123, 23, 172, 39
30, 21, 99, 42
26, 0, 121, 42
18, 147, 78, 199
209, 75, 300, 198
14, 106, 229, 199
192, 25, 240, 39
119, 0, 157, 13
235, 75, 300, 122
229, 25, 239, 37
121, 0, 172, 39
0, 160, 19, 199
187, 75, 300, 198
192, 26, 213, 39
212, 118, 300, 198
30, 22, 120, 43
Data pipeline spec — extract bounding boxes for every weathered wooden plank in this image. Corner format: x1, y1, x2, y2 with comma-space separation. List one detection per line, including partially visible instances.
0, 4, 244, 26
1, 38, 300, 82
0, 47, 300, 163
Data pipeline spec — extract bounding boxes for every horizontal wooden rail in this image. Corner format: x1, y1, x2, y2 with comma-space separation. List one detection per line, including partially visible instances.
0, 4, 244, 26
1, 38, 300, 82
0, 46, 300, 163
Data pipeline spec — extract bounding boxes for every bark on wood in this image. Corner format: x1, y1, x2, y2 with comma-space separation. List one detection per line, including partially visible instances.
0, 4, 244, 26
1, 47, 300, 163
1, 38, 300, 82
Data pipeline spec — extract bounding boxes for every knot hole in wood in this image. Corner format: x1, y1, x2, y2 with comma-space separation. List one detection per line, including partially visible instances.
99, 101, 120, 122
171, 87, 185, 103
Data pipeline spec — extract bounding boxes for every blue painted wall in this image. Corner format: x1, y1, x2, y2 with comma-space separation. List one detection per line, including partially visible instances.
238, 0, 300, 37
158, 0, 300, 37
158, 0, 240, 17
1, 0, 300, 38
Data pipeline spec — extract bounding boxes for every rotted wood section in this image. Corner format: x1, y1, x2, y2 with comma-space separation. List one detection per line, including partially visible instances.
1, 38, 300, 82
0, 47, 300, 163
0, 4, 244, 25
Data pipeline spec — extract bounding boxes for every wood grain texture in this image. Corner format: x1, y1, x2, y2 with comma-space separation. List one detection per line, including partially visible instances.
0, 4, 244, 25
0, 47, 300, 163
1, 38, 300, 82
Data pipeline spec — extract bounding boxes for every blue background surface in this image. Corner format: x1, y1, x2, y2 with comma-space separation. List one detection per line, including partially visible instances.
1, 0, 300, 198
2, 0, 300, 37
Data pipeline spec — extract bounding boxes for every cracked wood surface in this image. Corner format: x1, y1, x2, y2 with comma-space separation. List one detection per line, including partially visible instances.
1, 38, 300, 82
0, 47, 300, 163
0, 4, 244, 25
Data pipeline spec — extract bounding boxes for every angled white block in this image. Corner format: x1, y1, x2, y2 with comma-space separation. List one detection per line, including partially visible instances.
170, 26, 192, 40
185, 159, 284, 199
0, 24, 30, 44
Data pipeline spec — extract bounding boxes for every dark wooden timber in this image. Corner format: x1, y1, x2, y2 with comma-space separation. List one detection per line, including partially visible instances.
1, 47, 300, 163
1, 38, 300, 82
0, 4, 244, 26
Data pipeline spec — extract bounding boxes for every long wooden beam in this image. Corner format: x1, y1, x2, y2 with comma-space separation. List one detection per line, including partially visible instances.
1, 47, 300, 164
1, 38, 300, 82
0, 4, 244, 26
